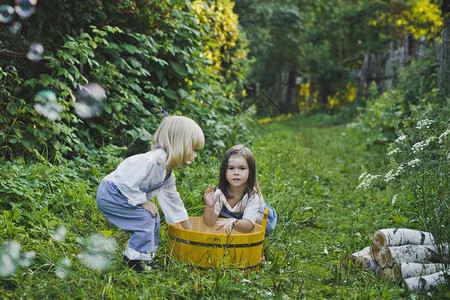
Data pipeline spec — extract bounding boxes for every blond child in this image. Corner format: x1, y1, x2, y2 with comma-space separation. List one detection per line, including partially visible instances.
96, 116, 204, 272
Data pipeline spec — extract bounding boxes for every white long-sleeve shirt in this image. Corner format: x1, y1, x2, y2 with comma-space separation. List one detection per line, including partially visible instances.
103, 148, 188, 224
213, 188, 265, 224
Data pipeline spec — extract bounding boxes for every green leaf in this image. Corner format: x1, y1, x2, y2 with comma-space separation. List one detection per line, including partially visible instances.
38, 74, 54, 86
178, 88, 190, 99
163, 89, 178, 100
101, 230, 114, 237
123, 44, 138, 54
170, 62, 188, 76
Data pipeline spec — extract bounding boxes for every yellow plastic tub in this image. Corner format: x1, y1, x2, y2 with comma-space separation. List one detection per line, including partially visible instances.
167, 209, 268, 270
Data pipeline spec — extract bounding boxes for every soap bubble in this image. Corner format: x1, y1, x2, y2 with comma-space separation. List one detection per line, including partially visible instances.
0, 241, 35, 277
9, 21, 22, 34
55, 257, 72, 279
78, 233, 117, 271
78, 253, 110, 271
0, 254, 15, 276
51, 226, 67, 242
0, 5, 14, 23
75, 83, 106, 119
27, 43, 44, 62
34, 90, 63, 121
15, 0, 37, 19
84, 233, 117, 254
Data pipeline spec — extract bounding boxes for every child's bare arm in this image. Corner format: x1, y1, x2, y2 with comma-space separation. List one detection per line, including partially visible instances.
180, 219, 192, 230
216, 218, 254, 233
203, 185, 221, 226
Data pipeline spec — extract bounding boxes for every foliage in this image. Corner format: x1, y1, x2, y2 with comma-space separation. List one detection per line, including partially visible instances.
235, 0, 398, 111
393, 0, 443, 40
0, 0, 252, 160
356, 42, 449, 292
235, 0, 446, 112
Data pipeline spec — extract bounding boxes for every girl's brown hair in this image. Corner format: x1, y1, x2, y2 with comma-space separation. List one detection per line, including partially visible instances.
217, 144, 260, 200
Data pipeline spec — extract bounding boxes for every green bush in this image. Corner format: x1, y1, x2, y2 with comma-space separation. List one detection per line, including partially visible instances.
0, 0, 252, 160
356, 46, 450, 292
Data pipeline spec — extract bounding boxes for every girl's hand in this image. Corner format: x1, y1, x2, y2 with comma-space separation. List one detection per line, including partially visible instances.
140, 201, 159, 218
216, 218, 238, 232
204, 185, 221, 207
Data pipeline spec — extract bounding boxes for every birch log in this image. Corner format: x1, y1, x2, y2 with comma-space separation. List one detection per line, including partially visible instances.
376, 266, 394, 281
370, 244, 381, 263
355, 255, 378, 272
373, 228, 435, 248
350, 247, 378, 271
392, 262, 446, 282
351, 246, 370, 260
403, 271, 445, 292
378, 244, 440, 268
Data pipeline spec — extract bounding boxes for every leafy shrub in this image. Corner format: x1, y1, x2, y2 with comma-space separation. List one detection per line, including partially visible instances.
0, 0, 253, 161
356, 45, 449, 290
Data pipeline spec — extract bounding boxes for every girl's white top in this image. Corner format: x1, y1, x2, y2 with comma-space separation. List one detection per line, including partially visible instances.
214, 188, 265, 224
103, 148, 188, 224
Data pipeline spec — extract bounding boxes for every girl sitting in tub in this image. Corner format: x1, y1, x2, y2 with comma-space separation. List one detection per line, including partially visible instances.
203, 144, 276, 236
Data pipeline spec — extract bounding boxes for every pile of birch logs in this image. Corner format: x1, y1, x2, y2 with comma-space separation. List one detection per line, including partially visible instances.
350, 228, 448, 292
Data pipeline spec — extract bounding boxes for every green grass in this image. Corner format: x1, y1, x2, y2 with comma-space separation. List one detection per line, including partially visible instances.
0, 113, 442, 299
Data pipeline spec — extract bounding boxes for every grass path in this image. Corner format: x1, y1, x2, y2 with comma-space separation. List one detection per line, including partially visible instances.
249, 115, 405, 298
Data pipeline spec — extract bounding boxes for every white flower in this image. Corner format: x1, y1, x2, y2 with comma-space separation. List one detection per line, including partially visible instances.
395, 135, 407, 143
412, 137, 436, 153
357, 173, 381, 189
438, 129, 449, 144
358, 172, 368, 181
407, 158, 421, 167
387, 148, 401, 156
412, 141, 426, 153
416, 119, 434, 130
384, 169, 396, 182
391, 194, 397, 206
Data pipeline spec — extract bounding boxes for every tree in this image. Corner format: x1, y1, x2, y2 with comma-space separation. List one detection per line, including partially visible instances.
235, 0, 398, 112
439, 0, 450, 98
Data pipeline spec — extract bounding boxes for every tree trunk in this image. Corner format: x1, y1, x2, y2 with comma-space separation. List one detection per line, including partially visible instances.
356, 54, 370, 105
307, 78, 315, 108
276, 70, 289, 113
439, 16, 450, 99
285, 71, 298, 113
403, 271, 445, 292
372, 228, 435, 248
378, 244, 441, 268
317, 85, 329, 108
392, 262, 446, 282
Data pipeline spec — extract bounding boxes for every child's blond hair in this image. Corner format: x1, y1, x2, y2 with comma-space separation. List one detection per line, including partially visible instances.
152, 116, 204, 169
